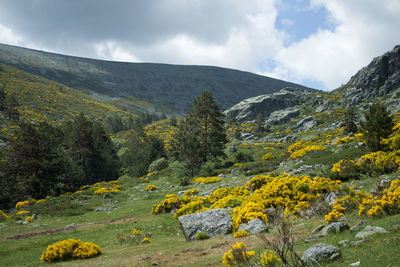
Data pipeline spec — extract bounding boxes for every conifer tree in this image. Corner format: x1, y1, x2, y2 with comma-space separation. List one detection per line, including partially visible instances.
343, 107, 358, 134
175, 91, 227, 176
360, 102, 394, 151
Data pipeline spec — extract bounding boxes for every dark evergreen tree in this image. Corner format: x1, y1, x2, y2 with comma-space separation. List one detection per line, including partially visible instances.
0, 122, 77, 208
121, 123, 165, 177
175, 91, 227, 176
343, 107, 358, 134
65, 114, 121, 184
360, 102, 394, 151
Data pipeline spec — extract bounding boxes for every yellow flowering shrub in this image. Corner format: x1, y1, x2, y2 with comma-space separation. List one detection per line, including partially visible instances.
233, 162, 243, 169
16, 200, 31, 210
151, 194, 182, 214
145, 184, 157, 191
40, 239, 102, 262
233, 230, 249, 238
193, 176, 222, 184
183, 188, 200, 197
0, 210, 10, 220
361, 179, 400, 216
232, 201, 268, 231
16, 210, 30, 215
26, 216, 34, 223
141, 237, 151, 244
359, 150, 400, 172
335, 136, 355, 145
290, 145, 326, 159
222, 242, 255, 267
261, 153, 274, 161
173, 198, 209, 218
259, 249, 280, 266
35, 199, 46, 204
93, 187, 121, 195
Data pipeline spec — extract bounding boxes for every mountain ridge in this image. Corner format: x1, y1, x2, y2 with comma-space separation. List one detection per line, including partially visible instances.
0, 43, 314, 115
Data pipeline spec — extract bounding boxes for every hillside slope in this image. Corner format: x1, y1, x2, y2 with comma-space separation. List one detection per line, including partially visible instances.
0, 43, 313, 114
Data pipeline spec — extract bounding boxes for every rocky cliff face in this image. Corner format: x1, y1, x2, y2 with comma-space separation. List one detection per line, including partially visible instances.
343, 45, 400, 105
224, 87, 313, 124
0, 43, 311, 114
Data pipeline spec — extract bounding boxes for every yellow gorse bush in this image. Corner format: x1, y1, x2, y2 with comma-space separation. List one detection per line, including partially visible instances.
261, 153, 274, 161
192, 176, 222, 184
145, 184, 157, 191
40, 239, 102, 262
91, 180, 121, 195
0, 209, 10, 220
25, 216, 34, 223
16, 200, 31, 210
152, 174, 341, 231
259, 249, 280, 266
233, 230, 250, 238
16, 210, 30, 215
222, 242, 255, 267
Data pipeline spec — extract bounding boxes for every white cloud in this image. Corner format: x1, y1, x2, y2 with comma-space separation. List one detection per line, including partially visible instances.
0, 24, 22, 45
264, 0, 400, 90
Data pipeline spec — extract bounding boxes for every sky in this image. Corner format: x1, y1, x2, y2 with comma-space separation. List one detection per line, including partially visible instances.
0, 0, 399, 91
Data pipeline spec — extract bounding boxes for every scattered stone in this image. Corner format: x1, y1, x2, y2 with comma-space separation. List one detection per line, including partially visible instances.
22, 221, 29, 225
266, 107, 300, 125
218, 174, 227, 178
32, 214, 38, 219
311, 225, 325, 234
237, 218, 268, 234
289, 164, 324, 175
178, 209, 232, 241
350, 261, 361, 266
355, 226, 389, 239
301, 243, 341, 262
305, 234, 325, 243
321, 222, 349, 235
324, 191, 342, 205
66, 223, 75, 228
338, 240, 349, 247
393, 225, 400, 230
228, 145, 237, 153
350, 221, 368, 232
95, 207, 113, 212
350, 239, 366, 246
16, 220, 23, 225
330, 252, 341, 261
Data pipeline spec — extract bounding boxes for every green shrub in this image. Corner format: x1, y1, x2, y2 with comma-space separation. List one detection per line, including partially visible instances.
196, 232, 209, 240
199, 161, 218, 177
148, 157, 168, 173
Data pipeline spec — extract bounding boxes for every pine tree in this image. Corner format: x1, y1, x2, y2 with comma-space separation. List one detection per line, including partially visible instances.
175, 91, 227, 176
360, 102, 394, 151
343, 107, 358, 134
65, 114, 121, 184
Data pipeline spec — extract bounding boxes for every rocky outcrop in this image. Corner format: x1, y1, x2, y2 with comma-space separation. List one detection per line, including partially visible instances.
294, 116, 318, 132
266, 108, 300, 125
237, 218, 268, 234
224, 88, 313, 124
343, 45, 400, 106
302, 243, 341, 263
355, 226, 389, 239
178, 209, 232, 241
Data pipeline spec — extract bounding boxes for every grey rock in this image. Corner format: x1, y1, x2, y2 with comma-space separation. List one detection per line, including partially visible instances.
22, 221, 29, 225
330, 252, 341, 261
350, 239, 366, 246
224, 88, 312, 124
355, 226, 389, 239
311, 225, 325, 234
350, 261, 361, 266
350, 221, 368, 232
321, 222, 349, 235
305, 233, 325, 243
178, 209, 232, 241
237, 218, 268, 234
228, 145, 237, 153
16, 220, 23, 225
295, 116, 318, 133
301, 243, 341, 262
393, 224, 400, 230
266, 107, 300, 125
32, 214, 38, 219
290, 164, 324, 175
338, 240, 349, 247
279, 135, 298, 143
343, 45, 400, 106
324, 191, 342, 205
95, 207, 113, 212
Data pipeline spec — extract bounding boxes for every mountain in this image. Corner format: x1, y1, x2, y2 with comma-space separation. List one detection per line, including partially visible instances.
0, 43, 313, 115
342, 45, 400, 106
225, 45, 400, 134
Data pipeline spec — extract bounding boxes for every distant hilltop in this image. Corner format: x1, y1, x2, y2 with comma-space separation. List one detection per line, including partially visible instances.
0, 43, 313, 115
